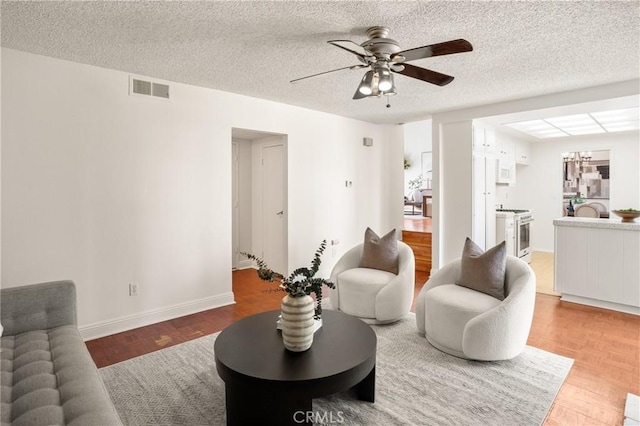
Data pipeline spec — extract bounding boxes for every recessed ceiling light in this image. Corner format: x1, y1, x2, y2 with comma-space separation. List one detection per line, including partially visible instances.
546, 114, 597, 128
601, 122, 640, 132
503, 107, 639, 139
564, 127, 606, 136
591, 107, 640, 124
529, 130, 568, 139
505, 120, 555, 132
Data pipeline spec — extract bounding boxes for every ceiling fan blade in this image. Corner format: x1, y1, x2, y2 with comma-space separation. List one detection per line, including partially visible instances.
328, 39, 370, 58
394, 63, 454, 86
327, 40, 373, 65
290, 65, 366, 84
393, 39, 473, 63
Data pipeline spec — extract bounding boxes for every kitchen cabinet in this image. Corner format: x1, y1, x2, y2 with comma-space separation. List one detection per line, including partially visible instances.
515, 141, 531, 165
495, 135, 516, 185
473, 123, 496, 154
496, 137, 515, 163
554, 217, 640, 315
472, 122, 497, 249
473, 153, 496, 250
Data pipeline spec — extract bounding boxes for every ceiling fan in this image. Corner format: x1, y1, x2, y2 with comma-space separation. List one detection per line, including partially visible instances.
291, 27, 473, 100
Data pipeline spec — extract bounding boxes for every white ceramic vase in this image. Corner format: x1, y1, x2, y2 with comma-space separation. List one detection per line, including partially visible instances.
280, 294, 315, 352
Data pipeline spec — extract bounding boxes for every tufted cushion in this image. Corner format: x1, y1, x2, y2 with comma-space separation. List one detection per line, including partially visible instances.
337, 268, 396, 318
424, 284, 502, 357
1, 326, 122, 426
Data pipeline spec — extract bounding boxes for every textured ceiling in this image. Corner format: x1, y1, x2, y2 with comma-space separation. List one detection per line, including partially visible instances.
2, 1, 639, 124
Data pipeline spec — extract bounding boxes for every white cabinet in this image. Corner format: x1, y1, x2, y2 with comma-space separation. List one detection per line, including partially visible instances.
496, 137, 515, 163
515, 141, 531, 165
473, 154, 496, 250
472, 122, 496, 249
554, 218, 640, 315
473, 123, 496, 155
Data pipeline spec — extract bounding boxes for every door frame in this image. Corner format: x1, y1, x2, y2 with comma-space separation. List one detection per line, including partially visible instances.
231, 129, 288, 274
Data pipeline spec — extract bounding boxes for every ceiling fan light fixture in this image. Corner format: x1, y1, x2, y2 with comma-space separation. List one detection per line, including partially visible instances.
378, 68, 394, 92
383, 80, 397, 96
357, 70, 375, 95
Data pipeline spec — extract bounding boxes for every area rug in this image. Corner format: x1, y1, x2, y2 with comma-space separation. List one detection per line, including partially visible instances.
100, 314, 573, 425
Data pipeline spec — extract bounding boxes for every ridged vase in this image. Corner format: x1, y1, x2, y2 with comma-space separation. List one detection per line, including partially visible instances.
280, 294, 315, 352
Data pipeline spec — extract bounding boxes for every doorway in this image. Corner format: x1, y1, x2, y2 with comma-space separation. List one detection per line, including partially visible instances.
231, 128, 288, 275
402, 121, 433, 274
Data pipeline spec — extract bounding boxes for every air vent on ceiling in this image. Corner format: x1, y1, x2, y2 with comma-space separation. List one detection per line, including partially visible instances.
129, 76, 170, 100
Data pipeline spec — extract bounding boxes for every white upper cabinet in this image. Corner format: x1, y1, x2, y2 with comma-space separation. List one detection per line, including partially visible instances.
496, 136, 515, 163
484, 126, 497, 154
472, 122, 496, 155
515, 140, 531, 165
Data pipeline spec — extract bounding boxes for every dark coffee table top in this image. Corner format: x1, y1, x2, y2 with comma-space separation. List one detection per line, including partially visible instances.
215, 309, 376, 384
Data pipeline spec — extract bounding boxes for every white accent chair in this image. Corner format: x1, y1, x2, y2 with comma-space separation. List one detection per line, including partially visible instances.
329, 241, 415, 324
415, 256, 536, 361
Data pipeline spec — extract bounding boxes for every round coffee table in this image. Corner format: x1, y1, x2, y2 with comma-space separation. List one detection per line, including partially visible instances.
215, 309, 377, 425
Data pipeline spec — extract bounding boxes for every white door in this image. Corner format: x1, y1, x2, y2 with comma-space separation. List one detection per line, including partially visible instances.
261, 144, 286, 274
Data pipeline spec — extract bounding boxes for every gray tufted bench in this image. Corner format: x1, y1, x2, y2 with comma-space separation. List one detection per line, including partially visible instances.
1, 281, 122, 425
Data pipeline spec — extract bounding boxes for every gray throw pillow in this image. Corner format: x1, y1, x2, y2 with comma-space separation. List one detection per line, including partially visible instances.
456, 237, 507, 300
359, 227, 399, 274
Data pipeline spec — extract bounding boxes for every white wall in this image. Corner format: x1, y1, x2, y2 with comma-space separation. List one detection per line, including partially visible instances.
432, 80, 639, 269
403, 119, 432, 193
515, 131, 640, 252
440, 121, 474, 263
1, 48, 403, 338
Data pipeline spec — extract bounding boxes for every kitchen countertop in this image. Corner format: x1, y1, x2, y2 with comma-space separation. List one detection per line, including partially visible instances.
553, 216, 640, 231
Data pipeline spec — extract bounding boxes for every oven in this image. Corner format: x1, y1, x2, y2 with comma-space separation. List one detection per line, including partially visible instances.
515, 212, 533, 263
496, 209, 533, 263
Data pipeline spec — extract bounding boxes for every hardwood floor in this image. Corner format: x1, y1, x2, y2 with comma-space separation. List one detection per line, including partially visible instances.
86, 262, 639, 425
531, 251, 560, 296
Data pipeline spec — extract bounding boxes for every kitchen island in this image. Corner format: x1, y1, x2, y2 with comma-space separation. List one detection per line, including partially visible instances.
553, 217, 640, 315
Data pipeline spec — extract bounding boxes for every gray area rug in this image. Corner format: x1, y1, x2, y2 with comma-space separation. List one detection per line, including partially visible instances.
100, 314, 573, 425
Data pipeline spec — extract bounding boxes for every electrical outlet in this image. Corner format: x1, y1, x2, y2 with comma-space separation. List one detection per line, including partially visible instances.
129, 283, 139, 296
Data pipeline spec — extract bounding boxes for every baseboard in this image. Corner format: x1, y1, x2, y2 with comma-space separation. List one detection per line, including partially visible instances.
79, 292, 236, 341
236, 260, 254, 270
560, 294, 640, 316
625, 393, 640, 423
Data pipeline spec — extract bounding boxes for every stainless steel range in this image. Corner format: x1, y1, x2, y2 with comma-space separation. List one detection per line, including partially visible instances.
496, 209, 533, 263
